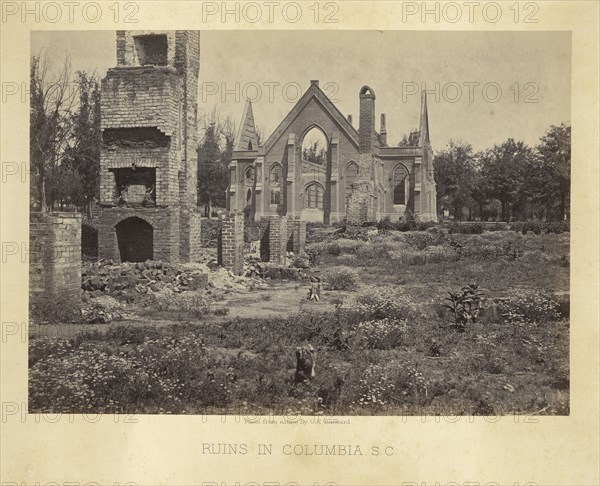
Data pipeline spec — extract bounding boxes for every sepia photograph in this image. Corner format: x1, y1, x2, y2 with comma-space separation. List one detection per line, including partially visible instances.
28, 29, 571, 416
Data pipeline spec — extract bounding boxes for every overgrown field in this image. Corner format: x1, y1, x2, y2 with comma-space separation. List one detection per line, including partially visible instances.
29, 227, 569, 416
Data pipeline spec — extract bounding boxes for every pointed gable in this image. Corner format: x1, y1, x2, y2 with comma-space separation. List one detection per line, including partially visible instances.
234, 99, 259, 151
261, 80, 360, 155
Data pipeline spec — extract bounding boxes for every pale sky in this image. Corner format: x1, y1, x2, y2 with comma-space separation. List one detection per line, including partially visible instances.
31, 30, 571, 152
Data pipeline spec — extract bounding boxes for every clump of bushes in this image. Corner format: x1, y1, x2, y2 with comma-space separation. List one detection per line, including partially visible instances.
510, 221, 569, 234
376, 216, 396, 232
322, 266, 359, 291
353, 318, 408, 350
447, 222, 484, 234
498, 289, 561, 324
344, 285, 416, 322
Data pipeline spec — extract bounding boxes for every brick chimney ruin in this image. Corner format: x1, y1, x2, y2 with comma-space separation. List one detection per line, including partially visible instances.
346, 86, 378, 225
97, 31, 201, 263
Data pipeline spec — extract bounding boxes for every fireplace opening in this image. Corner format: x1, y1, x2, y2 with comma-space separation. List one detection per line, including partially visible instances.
112, 167, 156, 206
116, 217, 154, 262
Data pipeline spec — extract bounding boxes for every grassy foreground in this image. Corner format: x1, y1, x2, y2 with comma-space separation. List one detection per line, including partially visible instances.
29, 229, 569, 416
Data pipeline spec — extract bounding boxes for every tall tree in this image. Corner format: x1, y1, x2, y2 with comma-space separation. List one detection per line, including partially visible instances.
197, 123, 224, 217
479, 138, 534, 222
30, 52, 79, 212
197, 107, 237, 217
434, 140, 477, 220
63, 71, 101, 217
536, 123, 571, 220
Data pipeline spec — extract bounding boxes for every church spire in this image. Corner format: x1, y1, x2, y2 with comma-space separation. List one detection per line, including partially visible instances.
419, 90, 430, 146
234, 99, 259, 151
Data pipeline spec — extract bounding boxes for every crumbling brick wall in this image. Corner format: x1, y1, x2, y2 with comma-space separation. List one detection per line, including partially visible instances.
217, 212, 244, 275
29, 212, 82, 304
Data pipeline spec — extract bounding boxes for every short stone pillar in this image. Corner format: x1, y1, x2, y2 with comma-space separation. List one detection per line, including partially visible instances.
217, 212, 244, 275
268, 215, 287, 265
29, 212, 82, 305
287, 217, 307, 254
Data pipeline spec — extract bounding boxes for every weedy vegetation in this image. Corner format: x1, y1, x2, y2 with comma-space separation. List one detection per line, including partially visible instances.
29, 225, 569, 416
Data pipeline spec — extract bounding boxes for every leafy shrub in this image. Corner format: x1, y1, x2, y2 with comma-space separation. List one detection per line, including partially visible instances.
498, 289, 561, 324
355, 241, 391, 261
305, 241, 342, 263
336, 239, 364, 254
353, 318, 408, 350
376, 216, 395, 232
396, 211, 417, 232
443, 284, 486, 331
416, 220, 436, 231
323, 266, 359, 291
399, 232, 439, 250
422, 245, 460, 263
344, 286, 416, 322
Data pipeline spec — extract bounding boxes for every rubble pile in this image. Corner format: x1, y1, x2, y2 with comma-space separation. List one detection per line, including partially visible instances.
243, 256, 308, 281
80, 295, 124, 324
82, 260, 209, 302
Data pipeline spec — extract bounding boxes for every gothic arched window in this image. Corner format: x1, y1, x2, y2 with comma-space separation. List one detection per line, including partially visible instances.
270, 163, 283, 205
269, 163, 283, 183
393, 165, 409, 205
301, 127, 328, 165
306, 183, 324, 209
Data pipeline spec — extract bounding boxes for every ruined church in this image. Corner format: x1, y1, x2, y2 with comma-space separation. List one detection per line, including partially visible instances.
93, 29, 437, 265
227, 81, 437, 224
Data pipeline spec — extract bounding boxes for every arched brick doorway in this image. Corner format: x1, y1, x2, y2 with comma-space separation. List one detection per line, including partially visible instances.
116, 217, 153, 262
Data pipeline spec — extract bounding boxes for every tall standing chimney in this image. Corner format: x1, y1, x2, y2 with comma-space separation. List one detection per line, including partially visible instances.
359, 86, 376, 154
380, 113, 387, 146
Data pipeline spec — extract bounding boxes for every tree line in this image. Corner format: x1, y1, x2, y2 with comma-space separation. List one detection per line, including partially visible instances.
433, 125, 570, 222
30, 54, 570, 223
